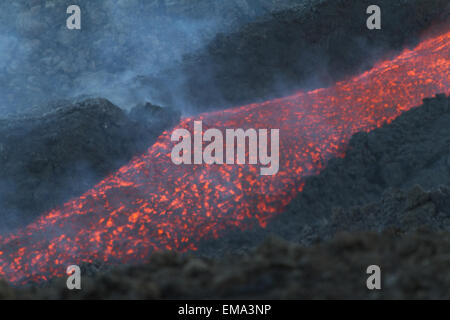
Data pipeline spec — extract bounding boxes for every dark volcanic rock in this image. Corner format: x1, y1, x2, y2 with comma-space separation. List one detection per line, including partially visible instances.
2, 96, 450, 301
313, 184, 450, 243
283, 94, 450, 226
158, 0, 449, 111
0, 98, 179, 230
7, 182, 450, 299
5, 230, 450, 299
129, 102, 181, 134
128, 102, 181, 151
196, 94, 450, 255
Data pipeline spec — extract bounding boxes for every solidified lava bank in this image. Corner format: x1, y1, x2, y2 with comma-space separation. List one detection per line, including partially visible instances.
0, 30, 449, 285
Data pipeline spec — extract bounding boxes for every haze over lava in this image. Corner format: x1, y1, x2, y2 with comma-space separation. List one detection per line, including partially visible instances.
0, 30, 449, 285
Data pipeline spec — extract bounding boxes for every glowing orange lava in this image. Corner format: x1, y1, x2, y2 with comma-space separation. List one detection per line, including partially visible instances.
0, 31, 449, 285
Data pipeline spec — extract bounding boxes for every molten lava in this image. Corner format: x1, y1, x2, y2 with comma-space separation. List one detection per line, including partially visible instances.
0, 31, 449, 285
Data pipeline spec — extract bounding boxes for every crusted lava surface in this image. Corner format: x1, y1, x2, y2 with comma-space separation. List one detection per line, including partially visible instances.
3, 96, 450, 299
0, 30, 448, 286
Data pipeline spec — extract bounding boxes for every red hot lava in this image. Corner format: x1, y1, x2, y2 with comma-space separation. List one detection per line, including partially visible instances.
0, 31, 449, 285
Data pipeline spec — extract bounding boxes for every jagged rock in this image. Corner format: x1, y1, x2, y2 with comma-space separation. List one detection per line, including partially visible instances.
195, 95, 450, 255
0, 98, 180, 230
4, 230, 450, 299
168, 0, 450, 110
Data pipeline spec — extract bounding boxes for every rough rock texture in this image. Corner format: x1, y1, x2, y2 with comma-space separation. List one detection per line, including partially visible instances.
5, 229, 450, 299
0, 0, 448, 300
303, 184, 450, 244
195, 95, 450, 256
282, 94, 450, 227
164, 0, 449, 110
2, 96, 450, 299
0, 99, 179, 230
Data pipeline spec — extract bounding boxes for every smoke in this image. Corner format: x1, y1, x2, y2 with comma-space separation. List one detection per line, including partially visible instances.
69, 13, 223, 111
0, 0, 444, 231
0, 0, 300, 116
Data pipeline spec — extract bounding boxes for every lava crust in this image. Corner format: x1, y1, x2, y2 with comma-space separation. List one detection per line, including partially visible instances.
0, 29, 448, 285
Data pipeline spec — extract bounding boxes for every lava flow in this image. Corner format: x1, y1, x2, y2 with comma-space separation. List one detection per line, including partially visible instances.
0, 31, 449, 285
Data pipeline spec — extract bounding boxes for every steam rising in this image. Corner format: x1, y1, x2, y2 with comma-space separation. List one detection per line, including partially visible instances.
0, 30, 448, 285
0, 0, 300, 115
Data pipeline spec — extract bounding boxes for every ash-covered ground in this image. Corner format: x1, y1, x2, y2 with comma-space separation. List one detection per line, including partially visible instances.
2, 95, 450, 299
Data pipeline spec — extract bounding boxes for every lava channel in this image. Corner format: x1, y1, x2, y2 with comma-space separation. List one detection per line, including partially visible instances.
0, 30, 449, 285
